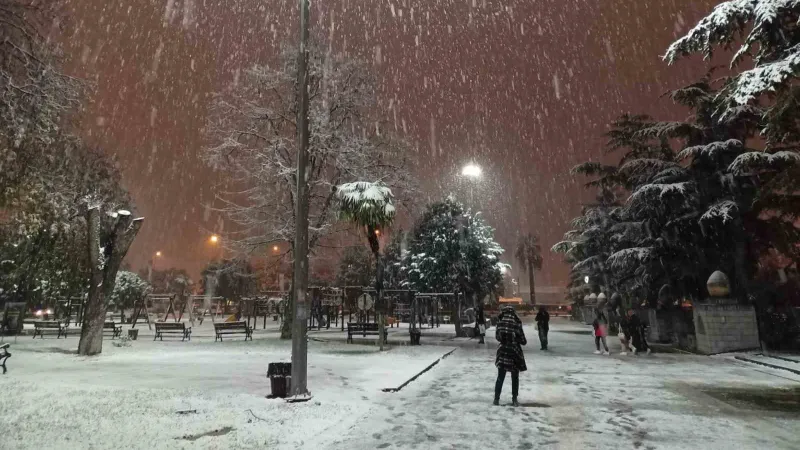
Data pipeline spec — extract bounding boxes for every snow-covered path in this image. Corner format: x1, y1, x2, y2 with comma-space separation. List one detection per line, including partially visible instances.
332, 320, 800, 450
1, 318, 798, 449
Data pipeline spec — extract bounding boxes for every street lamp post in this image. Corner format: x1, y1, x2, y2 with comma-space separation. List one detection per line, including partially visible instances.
149, 251, 162, 284
290, 0, 311, 400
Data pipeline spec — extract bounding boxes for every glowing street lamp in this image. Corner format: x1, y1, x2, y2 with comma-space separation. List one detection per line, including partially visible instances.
209, 235, 219, 244
461, 163, 482, 207
584, 276, 590, 285
155, 251, 162, 257
461, 163, 482, 178
273, 245, 280, 252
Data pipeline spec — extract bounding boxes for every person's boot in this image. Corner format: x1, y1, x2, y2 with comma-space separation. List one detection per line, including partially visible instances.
493, 398, 500, 406
511, 398, 519, 407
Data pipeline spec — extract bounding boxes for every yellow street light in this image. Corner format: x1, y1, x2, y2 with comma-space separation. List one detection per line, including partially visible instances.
155, 251, 162, 257
210, 235, 219, 244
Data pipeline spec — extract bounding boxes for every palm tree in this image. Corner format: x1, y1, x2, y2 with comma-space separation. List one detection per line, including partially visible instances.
515, 233, 544, 304
336, 181, 396, 350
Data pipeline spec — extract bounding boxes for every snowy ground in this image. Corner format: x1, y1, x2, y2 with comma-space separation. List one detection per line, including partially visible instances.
1, 319, 799, 449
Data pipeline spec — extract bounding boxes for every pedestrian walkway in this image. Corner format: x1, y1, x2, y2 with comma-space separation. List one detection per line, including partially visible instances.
330, 319, 800, 450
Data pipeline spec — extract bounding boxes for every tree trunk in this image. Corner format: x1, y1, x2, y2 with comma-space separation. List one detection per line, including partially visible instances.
78, 208, 105, 355
454, 292, 465, 337
367, 226, 385, 350
528, 263, 536, 305
78, 209, 143, 356
281, 276, 294, 339
732, 219, 751, 303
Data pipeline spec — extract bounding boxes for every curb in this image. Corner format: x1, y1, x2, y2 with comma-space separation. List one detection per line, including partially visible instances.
734, 355, 800, 376
759, 354, 800, 365
382, 348, 457, 393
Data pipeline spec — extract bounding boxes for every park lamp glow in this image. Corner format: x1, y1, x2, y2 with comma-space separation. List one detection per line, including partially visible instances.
461, 163, 482, 178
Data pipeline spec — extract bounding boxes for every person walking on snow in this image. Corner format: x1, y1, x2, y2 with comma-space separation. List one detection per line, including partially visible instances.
535, 306, 550, 350
592, 310, 610, 355
494, 305, 527, 406
617, 309, 632, 355
627, 309, 651, 355
476, 306, 486, 344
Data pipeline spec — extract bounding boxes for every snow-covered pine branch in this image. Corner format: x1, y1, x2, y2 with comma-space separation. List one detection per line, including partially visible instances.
664, 0, 755, 63
700, 200, 740, 224
618, 158, 681, 185
606, 247, 653, 272
628, 182, 692, 204
730, 45, 800, 104
677, 139, 744, 160
551, 240, 576, 254
728, 149, 800, 173
666, 1, 800, 104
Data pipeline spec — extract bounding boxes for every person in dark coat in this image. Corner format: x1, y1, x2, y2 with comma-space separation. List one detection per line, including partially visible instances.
535, 306, 550, 350
617, 308, 632, 355
627, 309, 651, 355
494, 305, 527, 406
476, 306, 486, 344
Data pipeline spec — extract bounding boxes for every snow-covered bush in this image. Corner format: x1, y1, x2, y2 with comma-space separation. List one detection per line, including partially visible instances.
109, 271, 151, 310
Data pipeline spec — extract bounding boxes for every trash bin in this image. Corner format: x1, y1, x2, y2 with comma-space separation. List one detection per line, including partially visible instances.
409, 329, 421, 346
128, 329, 139, 340
267, 362, 292, 398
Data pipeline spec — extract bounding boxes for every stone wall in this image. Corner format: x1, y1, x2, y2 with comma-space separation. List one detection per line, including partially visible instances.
693, 301, 760, 354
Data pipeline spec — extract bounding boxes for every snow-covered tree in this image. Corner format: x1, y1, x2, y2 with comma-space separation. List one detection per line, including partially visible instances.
204, 44, 412, 338
666, 4, 800, 295
404, 197, 504, 336
109, 271, 151, 312
561, 75, 800, 305
0, 1, 86, 208
336, 181, 395, 350
381, 230, 407, 291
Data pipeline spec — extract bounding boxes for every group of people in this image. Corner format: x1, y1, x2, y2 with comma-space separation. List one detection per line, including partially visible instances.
592, 308, 650, 356
491, 305, 651, 406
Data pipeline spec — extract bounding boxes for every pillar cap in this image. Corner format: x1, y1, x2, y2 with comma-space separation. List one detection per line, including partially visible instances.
707, 271, 730, 297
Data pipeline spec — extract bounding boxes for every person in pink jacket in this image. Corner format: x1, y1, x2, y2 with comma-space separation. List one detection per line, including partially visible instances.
592, 310, 610, 355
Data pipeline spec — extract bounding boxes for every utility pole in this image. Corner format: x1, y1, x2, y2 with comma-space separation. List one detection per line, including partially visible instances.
289, 0, 311, 398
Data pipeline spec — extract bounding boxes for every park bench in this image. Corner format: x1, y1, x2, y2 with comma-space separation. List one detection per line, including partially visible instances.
103, 322, 123, 339
153, 322, 192, 341
346, 322, 388, 343
33, 321, 68, 339
213, 321, 253, 342
1, 343, 9, 374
